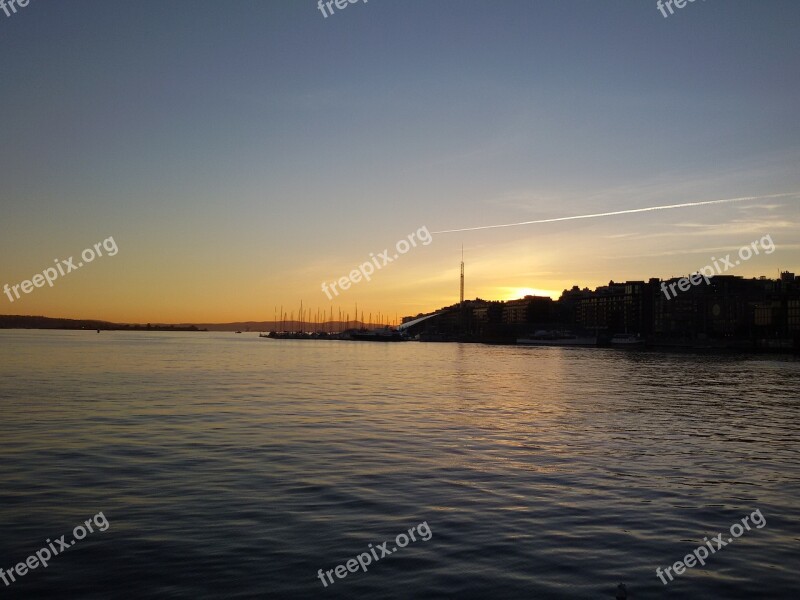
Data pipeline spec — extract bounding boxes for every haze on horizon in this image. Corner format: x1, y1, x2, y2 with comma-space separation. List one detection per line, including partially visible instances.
1, 0, 799, 323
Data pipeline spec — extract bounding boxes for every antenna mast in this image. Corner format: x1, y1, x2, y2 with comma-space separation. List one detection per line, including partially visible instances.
460, 244, 465, 305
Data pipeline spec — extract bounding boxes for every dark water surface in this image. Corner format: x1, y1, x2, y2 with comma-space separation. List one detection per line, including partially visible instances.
0, 331, 798, 599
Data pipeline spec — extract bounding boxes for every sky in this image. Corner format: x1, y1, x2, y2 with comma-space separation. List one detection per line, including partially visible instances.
1, 0, 799, 324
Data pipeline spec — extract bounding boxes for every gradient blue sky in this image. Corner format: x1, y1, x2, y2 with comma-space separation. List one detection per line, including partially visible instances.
1, 0, 798, 322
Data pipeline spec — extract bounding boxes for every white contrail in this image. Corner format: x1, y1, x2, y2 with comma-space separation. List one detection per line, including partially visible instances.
431, 192, 799, 235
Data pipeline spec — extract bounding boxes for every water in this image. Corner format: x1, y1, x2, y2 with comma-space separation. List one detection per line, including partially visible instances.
0, 330, 798, 599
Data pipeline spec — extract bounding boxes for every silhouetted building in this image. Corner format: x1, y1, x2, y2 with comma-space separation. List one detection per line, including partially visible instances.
401, 273, 799, 351
503, 296, 554, 325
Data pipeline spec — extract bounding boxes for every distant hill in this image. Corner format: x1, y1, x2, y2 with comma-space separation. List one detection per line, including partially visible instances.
0, 315, 203, 331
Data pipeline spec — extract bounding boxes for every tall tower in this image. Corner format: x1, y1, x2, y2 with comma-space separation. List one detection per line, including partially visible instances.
460, 245, 465, 306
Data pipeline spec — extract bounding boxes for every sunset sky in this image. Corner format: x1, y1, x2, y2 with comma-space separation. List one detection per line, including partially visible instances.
1, 0, 799, 323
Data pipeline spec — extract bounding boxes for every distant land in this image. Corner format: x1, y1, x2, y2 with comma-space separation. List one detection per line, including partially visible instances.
0, 315, 384, 332
0, 315, 205, 332
186, 320, 382, 332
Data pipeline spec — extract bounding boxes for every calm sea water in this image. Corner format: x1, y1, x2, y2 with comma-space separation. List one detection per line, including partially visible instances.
0, 330, 798, 599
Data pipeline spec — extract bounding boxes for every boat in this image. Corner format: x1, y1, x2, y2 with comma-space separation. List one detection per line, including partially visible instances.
350, 328, 406, 342
517, 336, 598, 347
610, 333, 645, 346
517, 330, 597, 347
